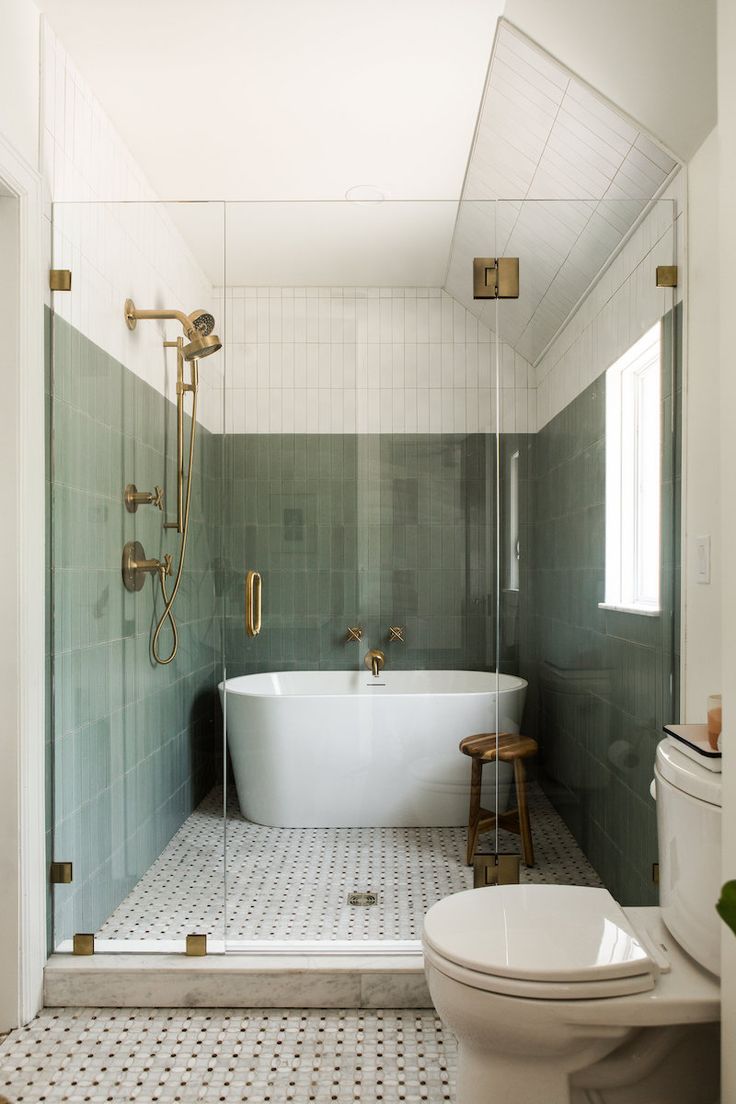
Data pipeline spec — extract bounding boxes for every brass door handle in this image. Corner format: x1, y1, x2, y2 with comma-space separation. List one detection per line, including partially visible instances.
245, 570, 262, 637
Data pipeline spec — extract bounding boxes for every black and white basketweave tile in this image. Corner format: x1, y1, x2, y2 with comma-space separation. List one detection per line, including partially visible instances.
0, 1008, 456, 1103
98, 784, 601, 941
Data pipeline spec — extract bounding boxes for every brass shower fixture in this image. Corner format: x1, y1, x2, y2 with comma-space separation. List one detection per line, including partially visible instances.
122, 297, 221, 665
124, 298, 222, 361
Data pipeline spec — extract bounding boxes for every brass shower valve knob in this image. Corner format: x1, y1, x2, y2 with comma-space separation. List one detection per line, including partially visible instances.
388, 626, 405, 643
124, 483, 165, 512
346, 626, 363, 643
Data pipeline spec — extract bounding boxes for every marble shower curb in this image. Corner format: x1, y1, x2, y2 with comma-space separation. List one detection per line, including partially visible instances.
44, 952, 433, 1009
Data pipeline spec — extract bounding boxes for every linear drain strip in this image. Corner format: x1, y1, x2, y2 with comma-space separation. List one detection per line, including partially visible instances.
347, 892, 379, 907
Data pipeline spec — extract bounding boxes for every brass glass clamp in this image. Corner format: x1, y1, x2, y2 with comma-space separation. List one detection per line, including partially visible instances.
124, 483, 164, 513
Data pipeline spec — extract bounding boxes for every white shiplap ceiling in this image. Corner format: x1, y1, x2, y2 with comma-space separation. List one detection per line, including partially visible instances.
444, 23, 678, 364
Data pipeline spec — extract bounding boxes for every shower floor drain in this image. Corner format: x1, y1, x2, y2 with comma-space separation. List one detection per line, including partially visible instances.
347, 891, 379, 906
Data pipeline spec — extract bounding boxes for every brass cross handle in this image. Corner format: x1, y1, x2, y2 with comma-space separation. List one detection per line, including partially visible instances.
124, 483, 165, 513
388, 626, 405, 643
346, 626, 363, 643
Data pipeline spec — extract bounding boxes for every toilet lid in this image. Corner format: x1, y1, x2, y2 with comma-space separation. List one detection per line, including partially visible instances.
422, 885, 654, 985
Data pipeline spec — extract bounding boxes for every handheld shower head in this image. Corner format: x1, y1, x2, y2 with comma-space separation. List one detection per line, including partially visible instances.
124, 299, 222, 360
182, 332, 222, 361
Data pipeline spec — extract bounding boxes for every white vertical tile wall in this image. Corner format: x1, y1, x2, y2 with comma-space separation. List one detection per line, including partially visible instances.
218, 287, 536, 434
40, 19, 224, 433
535, 175, 684, 429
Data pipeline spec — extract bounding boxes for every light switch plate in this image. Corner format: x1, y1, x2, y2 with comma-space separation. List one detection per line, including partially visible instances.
694, 535, 711, 584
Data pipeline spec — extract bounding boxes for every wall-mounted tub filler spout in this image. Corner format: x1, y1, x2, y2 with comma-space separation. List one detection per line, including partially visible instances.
365, 649, 385, 678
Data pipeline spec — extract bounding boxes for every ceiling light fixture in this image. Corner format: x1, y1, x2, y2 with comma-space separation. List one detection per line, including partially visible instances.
344, 184, 388, 204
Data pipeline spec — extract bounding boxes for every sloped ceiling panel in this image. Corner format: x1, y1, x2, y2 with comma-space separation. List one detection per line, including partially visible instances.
444, 22, 679, 366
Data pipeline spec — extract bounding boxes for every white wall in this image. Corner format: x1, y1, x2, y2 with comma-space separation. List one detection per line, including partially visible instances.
681, 130, 720, 720
0, 0, 40, 170
534, 176, 683, 429
40, 21, 223, 432
220, 286, 536, 434
717, 1, 736, 1094
503, 0, 716, 162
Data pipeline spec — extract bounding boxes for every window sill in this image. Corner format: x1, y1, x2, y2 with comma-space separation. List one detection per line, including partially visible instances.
598, 602, 660, 618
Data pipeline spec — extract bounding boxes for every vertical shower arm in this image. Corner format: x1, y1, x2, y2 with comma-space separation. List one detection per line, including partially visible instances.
163, 337, 197, 534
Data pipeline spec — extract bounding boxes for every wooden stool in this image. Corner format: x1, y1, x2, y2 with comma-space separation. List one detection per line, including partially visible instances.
460, 732, 538, 867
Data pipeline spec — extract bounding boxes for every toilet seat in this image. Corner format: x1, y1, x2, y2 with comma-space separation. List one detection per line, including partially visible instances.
422, 885, 656, 1001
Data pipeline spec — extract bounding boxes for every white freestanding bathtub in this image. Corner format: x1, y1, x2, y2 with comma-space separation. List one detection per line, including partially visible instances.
219, 670, 527, 828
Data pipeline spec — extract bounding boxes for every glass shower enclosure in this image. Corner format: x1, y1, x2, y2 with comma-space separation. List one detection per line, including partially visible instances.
46, 195, 678, 954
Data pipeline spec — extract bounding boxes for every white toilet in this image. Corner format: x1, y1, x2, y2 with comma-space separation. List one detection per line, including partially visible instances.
422, 738, 722, 1104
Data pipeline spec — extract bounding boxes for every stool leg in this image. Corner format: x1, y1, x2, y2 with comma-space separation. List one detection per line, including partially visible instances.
466, 758, 483, 866
514, 757, 534, 866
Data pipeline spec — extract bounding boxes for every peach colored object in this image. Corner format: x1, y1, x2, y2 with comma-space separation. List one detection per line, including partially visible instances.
707, 694, 722, 751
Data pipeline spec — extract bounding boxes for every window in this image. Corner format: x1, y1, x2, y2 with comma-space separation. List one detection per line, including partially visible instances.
602, 323, 661, 615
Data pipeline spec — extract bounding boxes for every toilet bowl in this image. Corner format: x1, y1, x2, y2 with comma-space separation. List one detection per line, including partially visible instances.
422, 739, 722, 1104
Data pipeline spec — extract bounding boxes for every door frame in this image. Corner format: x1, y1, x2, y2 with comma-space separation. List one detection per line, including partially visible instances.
0, 126, 46, 1030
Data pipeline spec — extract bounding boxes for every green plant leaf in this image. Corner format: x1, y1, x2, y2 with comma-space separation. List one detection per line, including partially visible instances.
716, 880, 736, 936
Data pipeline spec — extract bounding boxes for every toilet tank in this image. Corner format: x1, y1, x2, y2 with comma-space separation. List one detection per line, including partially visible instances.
654, 738, 722, 977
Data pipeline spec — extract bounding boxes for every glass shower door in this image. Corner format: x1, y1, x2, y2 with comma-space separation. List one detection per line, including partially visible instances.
48, 200, 227, 952
494, 196, 679, 905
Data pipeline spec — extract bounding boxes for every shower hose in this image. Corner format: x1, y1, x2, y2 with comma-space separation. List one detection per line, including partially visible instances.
151, 385, 198, 665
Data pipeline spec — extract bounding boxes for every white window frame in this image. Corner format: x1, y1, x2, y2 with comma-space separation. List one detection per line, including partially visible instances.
600, 322, 662, 617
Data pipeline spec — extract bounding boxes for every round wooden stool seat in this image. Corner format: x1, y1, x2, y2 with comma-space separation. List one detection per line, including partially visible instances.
460, 732, 538, 762
459, 732, 538, 868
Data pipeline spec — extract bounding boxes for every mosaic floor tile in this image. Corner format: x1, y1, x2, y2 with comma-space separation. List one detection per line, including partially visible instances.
0, 1008, 456, 1103
98, 784, 601, 942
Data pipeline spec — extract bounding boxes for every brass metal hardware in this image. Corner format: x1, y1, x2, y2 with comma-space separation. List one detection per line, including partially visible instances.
473, 853, 521, 888
49, 269, 72, 292
346, 626, 363, 643
365, 649, 385, 677
655, 265, 678, 288
124, 298, 222, 362
124, 483, 164, 513
186, 933, 207, 956
347, 892, 379, 907
163, 338, 188, 533
50, 862, 73, 884
73, 933, 95, 956
473, 257, 519, 300
245, 570, 262, 637
387, 626, 404, 643
122, 541, 172, 592
652, 862, 660, 885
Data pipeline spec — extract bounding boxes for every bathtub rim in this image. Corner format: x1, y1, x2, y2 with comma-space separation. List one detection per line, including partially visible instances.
219, 669, 528, 702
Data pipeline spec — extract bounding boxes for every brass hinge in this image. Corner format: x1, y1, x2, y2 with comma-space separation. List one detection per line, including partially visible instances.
473, 852, 521, 888
49, 269, 72, 292
186, 933, 207, 956
73, 933, 95, 956
655, 265, 678, 288
473, 257, 519, 300
652, 862, 660, 885
50, 861, 73, 884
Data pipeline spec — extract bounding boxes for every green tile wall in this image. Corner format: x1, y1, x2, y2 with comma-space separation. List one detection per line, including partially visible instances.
519, 306, 682, 905
222, 434, 524, 675
48, 311, 222, 945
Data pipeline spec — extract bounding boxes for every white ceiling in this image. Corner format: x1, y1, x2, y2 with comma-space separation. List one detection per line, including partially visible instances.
36, 0, 503, 202
504, 0, 716, 162
39, 0, 687, 323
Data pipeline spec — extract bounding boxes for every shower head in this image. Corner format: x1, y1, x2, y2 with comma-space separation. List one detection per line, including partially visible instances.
182, 332, 222, 361
189, 309, 216, 337
124, 298, 222, 360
